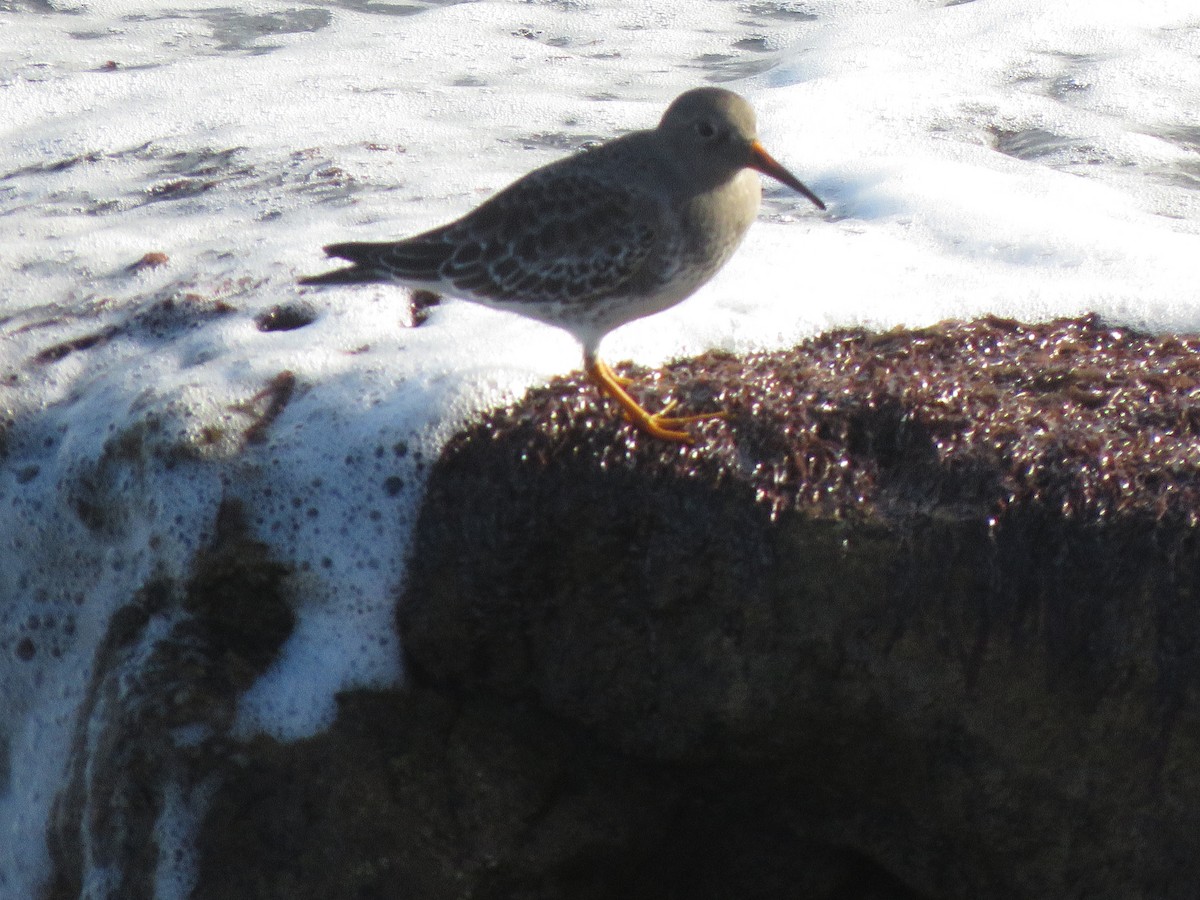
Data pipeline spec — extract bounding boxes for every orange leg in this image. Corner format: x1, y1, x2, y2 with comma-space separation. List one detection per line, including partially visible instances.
586, 355, 725, 444
606, 365, 634, 387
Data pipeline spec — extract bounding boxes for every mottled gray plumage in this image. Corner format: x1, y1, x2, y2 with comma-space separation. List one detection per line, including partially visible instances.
302, 87, 825, 442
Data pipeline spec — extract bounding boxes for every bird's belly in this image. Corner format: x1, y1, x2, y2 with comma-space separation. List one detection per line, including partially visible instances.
632, 170, 762, 317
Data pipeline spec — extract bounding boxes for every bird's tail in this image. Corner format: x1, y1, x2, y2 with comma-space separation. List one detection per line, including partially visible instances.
299, 239, 452, 286
298, 242, 389, 285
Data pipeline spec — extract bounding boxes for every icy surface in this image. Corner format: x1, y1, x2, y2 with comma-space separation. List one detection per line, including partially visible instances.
1, 0, 1199, 894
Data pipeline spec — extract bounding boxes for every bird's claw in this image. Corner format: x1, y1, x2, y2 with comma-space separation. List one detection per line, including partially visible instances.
623, 406, 727, 444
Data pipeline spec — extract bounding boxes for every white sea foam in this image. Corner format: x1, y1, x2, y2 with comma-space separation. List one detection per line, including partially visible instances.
1, 0, 1198, 894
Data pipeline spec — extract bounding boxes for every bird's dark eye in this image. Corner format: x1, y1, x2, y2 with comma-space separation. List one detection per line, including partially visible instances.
695, 120, 717, 139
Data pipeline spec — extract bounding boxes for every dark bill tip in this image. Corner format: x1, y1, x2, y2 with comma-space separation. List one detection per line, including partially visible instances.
748, 141, 826, 211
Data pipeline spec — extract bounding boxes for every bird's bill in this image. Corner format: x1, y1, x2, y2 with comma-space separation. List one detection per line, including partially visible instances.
748, 141, 826, 211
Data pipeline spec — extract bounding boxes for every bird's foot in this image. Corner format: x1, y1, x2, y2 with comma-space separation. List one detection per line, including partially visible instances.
629, 406, 728, 444
586, 356, 724, 445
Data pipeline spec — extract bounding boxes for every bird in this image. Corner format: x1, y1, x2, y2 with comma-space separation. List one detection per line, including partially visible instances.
301, 87, 825, 443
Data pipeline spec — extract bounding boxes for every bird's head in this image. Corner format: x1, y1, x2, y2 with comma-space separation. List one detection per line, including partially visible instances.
657, 87, 825, 210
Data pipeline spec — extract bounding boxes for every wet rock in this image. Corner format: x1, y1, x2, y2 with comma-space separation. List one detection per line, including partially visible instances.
127, 251, 170, 273
254, 301, 318, 332
409, 288, 441, 326
237, 370, 298, 445
44, 501, 294, 900
398, 315, 1200, 899
195, 688, 917, 900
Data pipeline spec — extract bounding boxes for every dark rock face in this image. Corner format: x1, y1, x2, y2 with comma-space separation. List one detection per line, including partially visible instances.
398, 316, 1200, 899
195, 687, 919, 900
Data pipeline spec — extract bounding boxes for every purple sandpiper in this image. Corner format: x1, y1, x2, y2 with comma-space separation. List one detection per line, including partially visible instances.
302, 87, 825, 443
